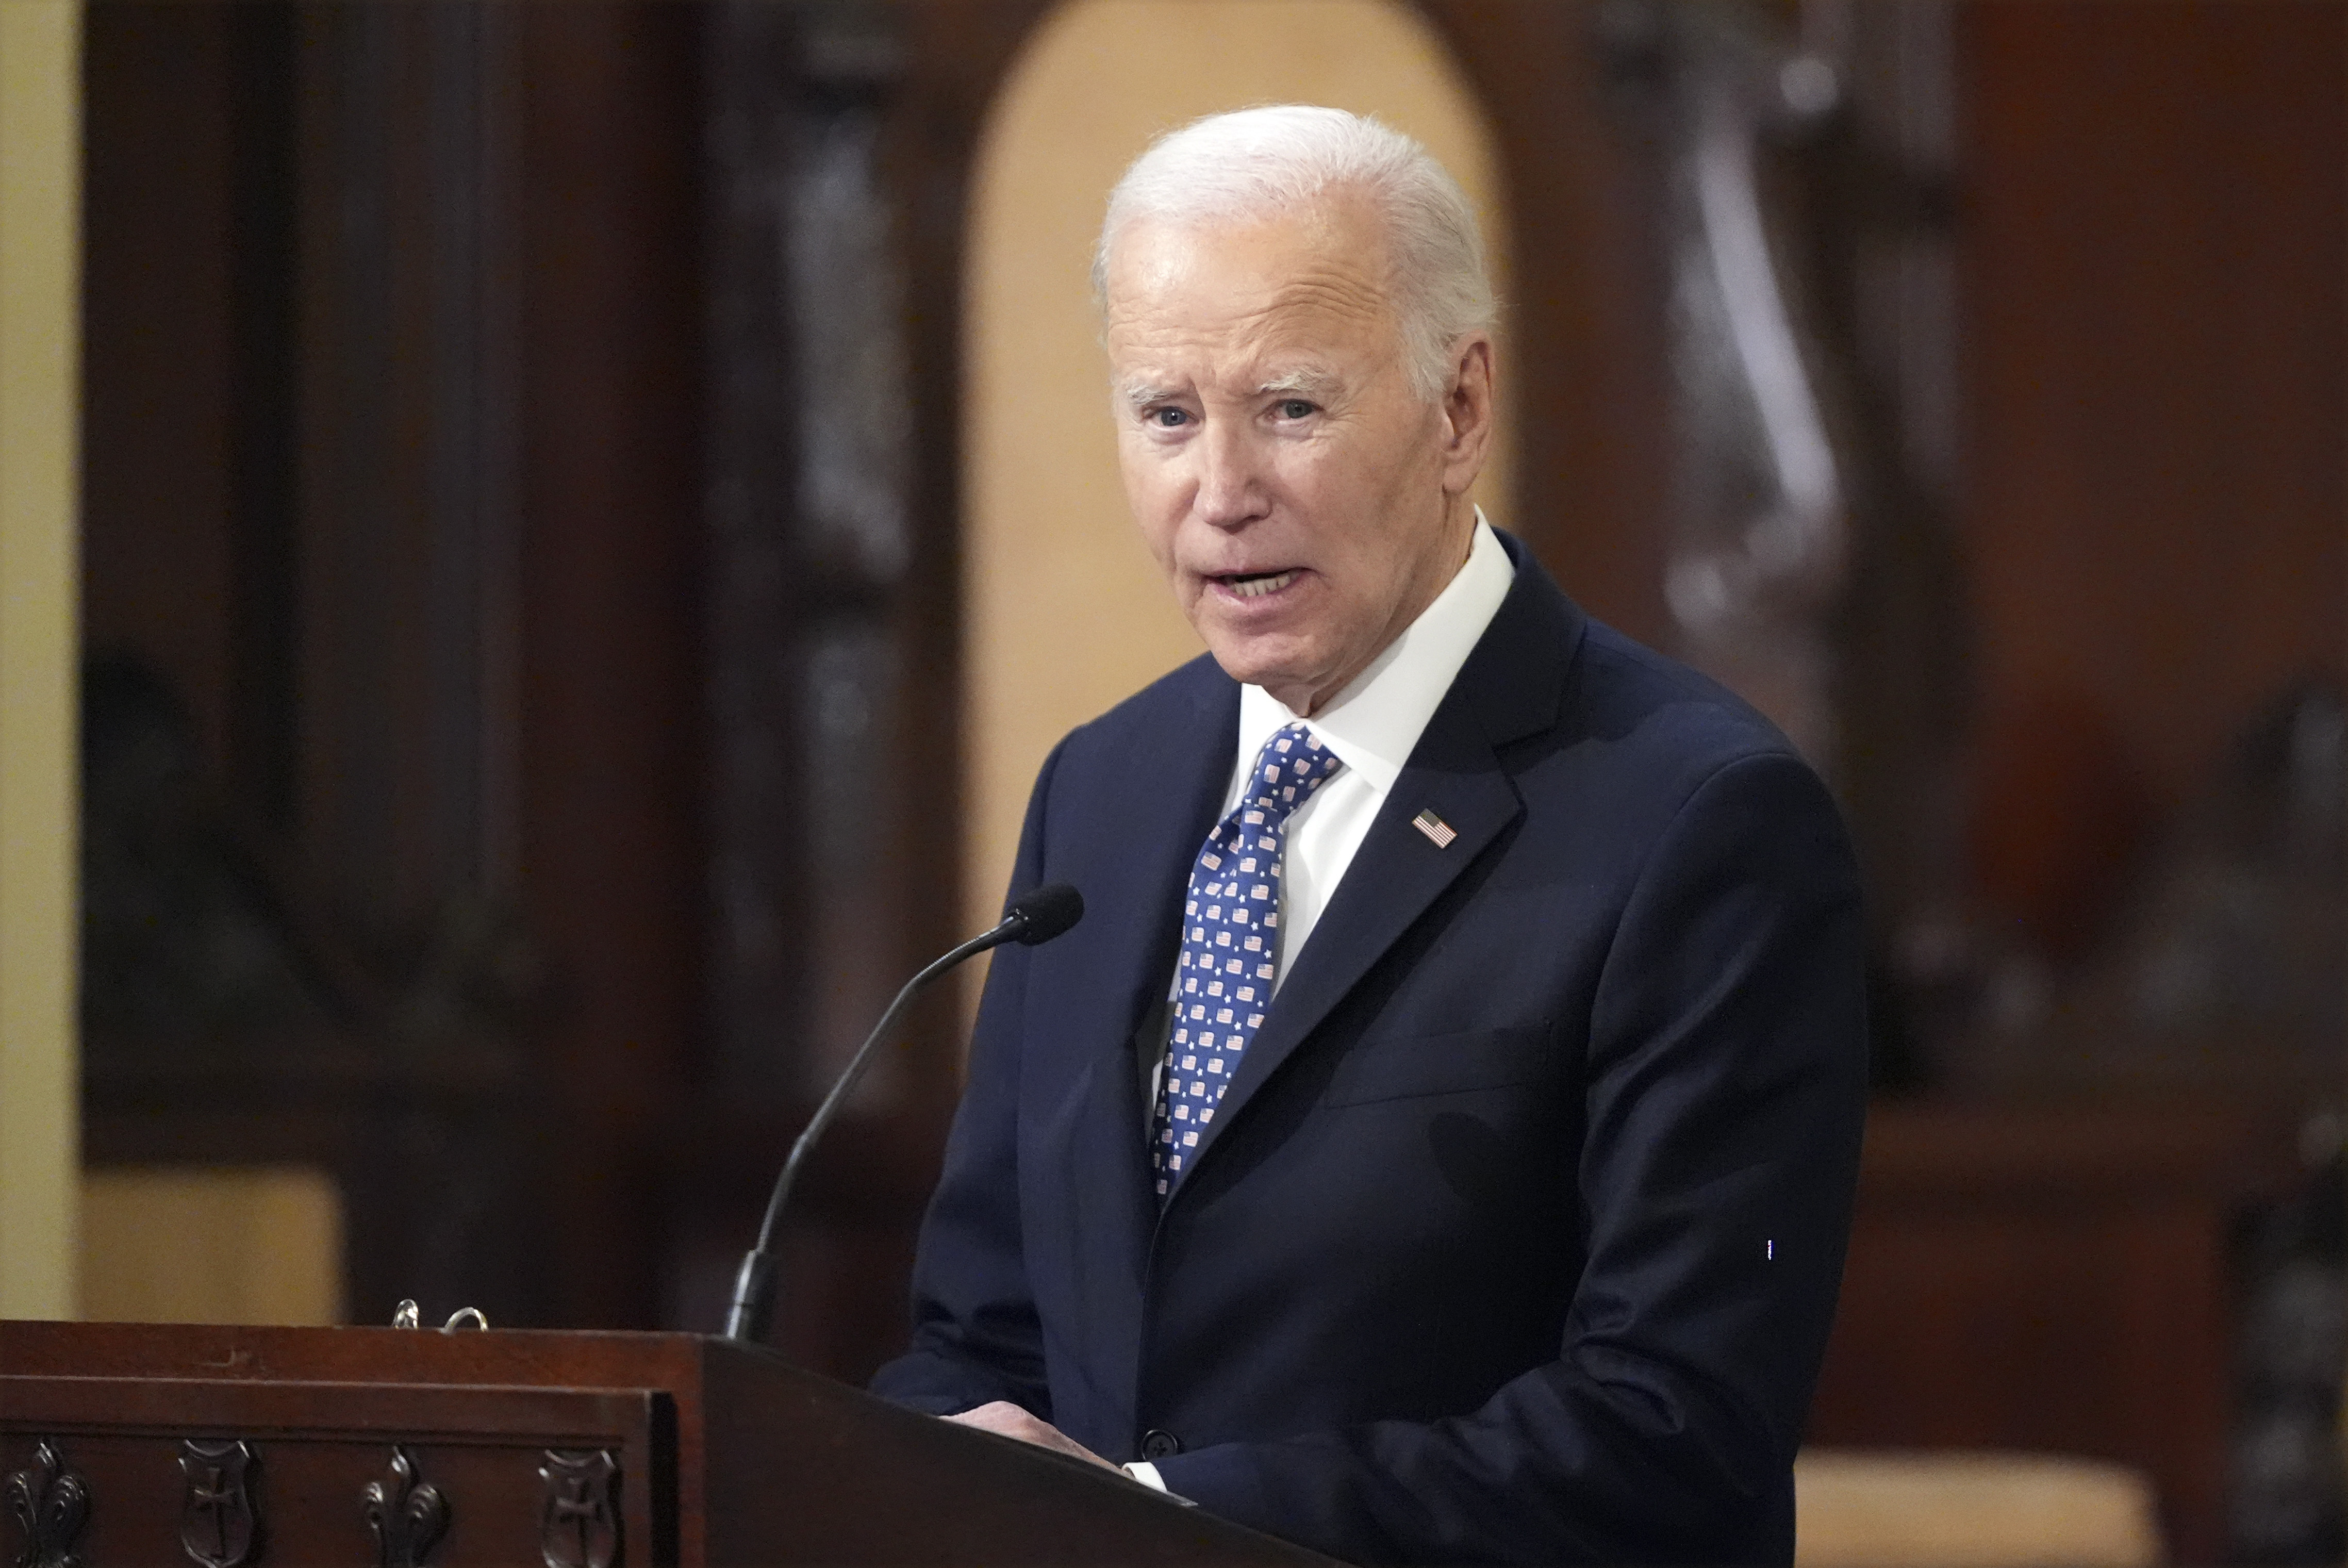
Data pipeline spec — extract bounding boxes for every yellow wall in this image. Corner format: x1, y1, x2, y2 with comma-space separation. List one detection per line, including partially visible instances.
0, 0, 82, 1322
80, 1167, 345, 1327
962, 0, 1512, 941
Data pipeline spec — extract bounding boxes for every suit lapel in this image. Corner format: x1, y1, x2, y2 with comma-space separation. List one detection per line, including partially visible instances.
1179, 697, 1521, 1182
1062, 661, 1236, 1266
1170, 539, 1586, 1195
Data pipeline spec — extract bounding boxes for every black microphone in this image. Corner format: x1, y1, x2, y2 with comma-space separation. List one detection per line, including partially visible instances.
722, 882, 1084, 1343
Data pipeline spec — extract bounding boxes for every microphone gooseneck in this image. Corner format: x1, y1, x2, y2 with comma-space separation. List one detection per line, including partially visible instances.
722, 883, 1084, 1343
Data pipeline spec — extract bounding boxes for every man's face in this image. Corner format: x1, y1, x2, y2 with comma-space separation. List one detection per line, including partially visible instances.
1102, 195, 1492, 716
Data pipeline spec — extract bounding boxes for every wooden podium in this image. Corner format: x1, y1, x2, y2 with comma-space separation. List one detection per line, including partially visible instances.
1, 1321, 1327, 1567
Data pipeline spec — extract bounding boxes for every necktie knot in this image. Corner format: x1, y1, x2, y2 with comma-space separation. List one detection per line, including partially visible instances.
1243, 723, 1343, 826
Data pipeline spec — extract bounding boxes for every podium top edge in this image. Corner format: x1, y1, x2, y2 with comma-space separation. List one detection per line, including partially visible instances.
1, 1319, 800, 1393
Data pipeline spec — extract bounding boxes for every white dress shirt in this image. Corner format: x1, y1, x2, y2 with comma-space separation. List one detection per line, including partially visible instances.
1126, 513, 1514, 1495
1216, 512, 1516, 989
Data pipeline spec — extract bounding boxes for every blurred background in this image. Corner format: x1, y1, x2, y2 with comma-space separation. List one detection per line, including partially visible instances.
0, 1, 2339, 1562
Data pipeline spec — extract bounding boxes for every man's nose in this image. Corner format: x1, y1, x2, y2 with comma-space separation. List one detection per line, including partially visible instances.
1191, 421, 1268, 530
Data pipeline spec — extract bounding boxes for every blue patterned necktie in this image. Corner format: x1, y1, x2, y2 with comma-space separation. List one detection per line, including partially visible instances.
1152, 722, 1344, 1199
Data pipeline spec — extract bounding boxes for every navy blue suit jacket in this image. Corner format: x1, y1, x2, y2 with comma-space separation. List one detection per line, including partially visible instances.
871, 538, 1869, 1565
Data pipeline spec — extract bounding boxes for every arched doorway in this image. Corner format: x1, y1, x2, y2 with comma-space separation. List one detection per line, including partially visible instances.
958, 0, 1517, 937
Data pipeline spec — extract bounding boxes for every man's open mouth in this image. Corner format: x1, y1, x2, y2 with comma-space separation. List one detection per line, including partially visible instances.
1216, 569, 1299, 600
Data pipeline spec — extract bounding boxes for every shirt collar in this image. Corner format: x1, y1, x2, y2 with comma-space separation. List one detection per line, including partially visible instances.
1235, 510, 1517, 796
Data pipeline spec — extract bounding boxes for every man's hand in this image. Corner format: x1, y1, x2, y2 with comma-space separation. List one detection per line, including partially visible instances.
944, 1401, 1125, 1474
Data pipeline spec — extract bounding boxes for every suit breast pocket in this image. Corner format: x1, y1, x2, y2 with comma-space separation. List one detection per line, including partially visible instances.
1320, 1024, 1559, 1108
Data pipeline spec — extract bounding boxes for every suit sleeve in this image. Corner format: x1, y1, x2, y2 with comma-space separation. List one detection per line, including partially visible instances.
1147, 751, 1871, 1565
866, 740, 1067, 1420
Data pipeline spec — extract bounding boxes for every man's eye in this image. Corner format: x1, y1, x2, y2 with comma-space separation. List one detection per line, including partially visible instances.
1149, 407, 1189, 428
1276, 399, 1316, 420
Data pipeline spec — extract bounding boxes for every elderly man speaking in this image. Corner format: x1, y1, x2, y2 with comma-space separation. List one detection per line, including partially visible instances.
870, 105, 1868, 1566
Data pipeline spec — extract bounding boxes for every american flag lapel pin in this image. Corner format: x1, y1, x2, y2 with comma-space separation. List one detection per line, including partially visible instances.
1412, 808, 1457, 848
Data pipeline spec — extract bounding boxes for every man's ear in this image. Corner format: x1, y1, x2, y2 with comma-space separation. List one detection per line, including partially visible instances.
1438, 335, 1496, 494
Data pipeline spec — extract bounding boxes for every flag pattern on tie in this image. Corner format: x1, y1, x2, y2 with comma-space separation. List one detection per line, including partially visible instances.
1152, 722, 1343, 1200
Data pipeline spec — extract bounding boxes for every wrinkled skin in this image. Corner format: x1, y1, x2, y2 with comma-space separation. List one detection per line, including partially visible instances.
945, 1400, 1127, 1473
1104, 193, 1495, 717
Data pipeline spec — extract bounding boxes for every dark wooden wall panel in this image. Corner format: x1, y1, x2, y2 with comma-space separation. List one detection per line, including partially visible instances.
513, 3, 707, 1332
1960, 2, 2346, 817
1808, 1102, 2301, 1565
1422, 2, 1672, 648
79, 6, 240, 777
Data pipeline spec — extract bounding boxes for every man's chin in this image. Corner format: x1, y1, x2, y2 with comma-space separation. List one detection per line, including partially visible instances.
1201, 636, 1330, 709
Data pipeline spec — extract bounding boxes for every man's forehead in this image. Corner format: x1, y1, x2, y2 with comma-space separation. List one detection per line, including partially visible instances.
1108, 303, 1362, 400
1108, 200, 1391, 312
1103, 207, 1398, 379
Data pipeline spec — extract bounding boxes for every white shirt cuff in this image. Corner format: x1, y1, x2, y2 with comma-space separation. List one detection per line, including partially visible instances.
1123, 1460, 1168, 1491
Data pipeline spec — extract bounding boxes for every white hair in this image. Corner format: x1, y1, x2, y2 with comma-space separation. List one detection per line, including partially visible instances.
1094, 105, 1496, 403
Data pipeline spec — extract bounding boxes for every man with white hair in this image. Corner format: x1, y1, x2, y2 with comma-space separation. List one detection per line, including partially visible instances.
871, 105, 1867, 1565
